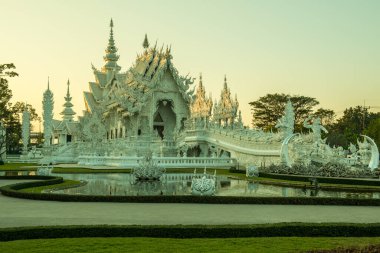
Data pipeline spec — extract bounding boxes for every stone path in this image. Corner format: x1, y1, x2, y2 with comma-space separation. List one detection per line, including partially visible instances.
1, 180, 380, 228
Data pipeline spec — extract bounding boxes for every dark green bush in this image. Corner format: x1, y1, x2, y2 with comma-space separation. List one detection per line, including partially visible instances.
1, 223, 380, 241
259, 173, 380, 186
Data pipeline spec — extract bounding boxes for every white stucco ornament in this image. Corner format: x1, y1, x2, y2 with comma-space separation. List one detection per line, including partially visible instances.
191, 168, 216, 196
82, 112, 106, 143
246, 165, 259, 177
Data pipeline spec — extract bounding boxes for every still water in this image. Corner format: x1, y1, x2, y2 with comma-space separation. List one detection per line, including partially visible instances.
45, 173, 380, 199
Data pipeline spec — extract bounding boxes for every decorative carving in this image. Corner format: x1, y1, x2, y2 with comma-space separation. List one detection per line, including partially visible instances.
190, 74, 213, 120
213, 76, 239, 127
132, 152, 165, 181
191, 168, 216, 196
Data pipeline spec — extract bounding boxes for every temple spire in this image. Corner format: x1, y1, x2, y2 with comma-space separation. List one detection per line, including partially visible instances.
143, 34, 149, 49
43, 77, 54, 146
102, 18, 121, 72
60, 79, 76, 122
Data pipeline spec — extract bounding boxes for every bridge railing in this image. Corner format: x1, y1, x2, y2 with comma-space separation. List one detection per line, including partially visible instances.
78, 155, 237, 169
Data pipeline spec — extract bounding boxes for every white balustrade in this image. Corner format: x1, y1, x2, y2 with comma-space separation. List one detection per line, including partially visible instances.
78, 155, 236, 169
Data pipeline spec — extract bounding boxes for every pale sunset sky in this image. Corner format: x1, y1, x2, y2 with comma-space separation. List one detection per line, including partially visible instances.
1, 0, 379, 126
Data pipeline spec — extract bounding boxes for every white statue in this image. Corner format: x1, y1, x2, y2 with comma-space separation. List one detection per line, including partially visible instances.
303, 116, 328, 143
22, 105, 30, 153
275, 100, 295, 139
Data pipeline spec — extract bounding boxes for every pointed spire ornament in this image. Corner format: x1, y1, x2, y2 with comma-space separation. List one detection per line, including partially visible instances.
102, 18, 121, 72
60, 79, 76, 122
143, 34, 149, 49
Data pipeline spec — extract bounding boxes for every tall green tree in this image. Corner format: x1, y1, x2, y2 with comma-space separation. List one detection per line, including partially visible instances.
0, 63, 18, 119
0, 64, 18, 154
313, 108, 336, 126
249, 93, 319, 130
327, 106, 379, 148
364, 117, 380, 148
0, 64, 40, 153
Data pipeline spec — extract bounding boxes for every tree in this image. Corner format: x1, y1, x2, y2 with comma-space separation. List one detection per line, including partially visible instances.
249, 93, 319, 130
4, 102, 39, 153
327, 106, 379, 148
313, 108, 336, 126
0, 63, 18, 155
364, 117, 380, 149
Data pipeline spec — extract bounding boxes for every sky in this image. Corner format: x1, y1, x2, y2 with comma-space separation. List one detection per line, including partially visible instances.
1, 0, 379, 127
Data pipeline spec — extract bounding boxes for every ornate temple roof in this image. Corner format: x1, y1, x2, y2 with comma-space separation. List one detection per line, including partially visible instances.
213, 76, 239, 121
83, 20, 194, 119
190, 74, 213, 118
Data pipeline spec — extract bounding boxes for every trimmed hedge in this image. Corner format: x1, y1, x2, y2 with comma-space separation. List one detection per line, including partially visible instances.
259, 173, 380, 186
2, 223, 380, 241
2, 178, 380, 205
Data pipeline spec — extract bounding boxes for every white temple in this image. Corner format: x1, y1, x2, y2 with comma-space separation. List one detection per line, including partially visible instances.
39, 20, 378, 171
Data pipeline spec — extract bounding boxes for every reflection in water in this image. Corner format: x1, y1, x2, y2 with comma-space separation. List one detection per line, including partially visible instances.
0, 171, 36, 176
3, 172, 374, 199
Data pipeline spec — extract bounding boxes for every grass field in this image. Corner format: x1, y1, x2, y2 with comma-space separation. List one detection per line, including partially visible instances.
1, 237, 380, 253
18, 180, 82, 193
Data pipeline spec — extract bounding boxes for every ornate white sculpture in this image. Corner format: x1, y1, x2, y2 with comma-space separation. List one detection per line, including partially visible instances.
37, 164, 53, 176
22, 106, 30, 153
361, 135, 379, 170
191, 168, 216, 196
82, 112, 106, 144
42, 78, 54, 146
303, 116, 328, 143
280, 133, 300, 168
132, 152, 165, 180
246, 165, 259, 177
275, 100, 295, 139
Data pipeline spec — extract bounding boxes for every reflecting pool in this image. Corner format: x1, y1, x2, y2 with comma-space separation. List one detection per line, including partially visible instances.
46, 173, 380, 199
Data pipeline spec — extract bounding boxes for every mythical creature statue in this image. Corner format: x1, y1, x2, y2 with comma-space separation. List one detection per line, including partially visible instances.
275, 100, 295, 139
303, 116, 328, 143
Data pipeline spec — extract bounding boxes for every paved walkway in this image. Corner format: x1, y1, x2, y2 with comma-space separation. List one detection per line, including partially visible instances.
1, 180, 380, 228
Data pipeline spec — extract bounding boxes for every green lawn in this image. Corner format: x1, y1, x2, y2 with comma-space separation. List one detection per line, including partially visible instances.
19, 180, 82, 193
0, 163, 37, 171
0, 237, 380, 253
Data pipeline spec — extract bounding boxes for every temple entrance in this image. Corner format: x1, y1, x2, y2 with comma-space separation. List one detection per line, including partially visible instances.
153, 100, 176, 140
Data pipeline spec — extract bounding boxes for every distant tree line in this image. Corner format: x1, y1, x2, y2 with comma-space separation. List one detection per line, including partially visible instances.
249, 93, 380, 148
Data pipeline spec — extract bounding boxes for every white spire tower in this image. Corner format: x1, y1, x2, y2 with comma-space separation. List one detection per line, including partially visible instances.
43, 77, 54, 146
60, 79, 76, 122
